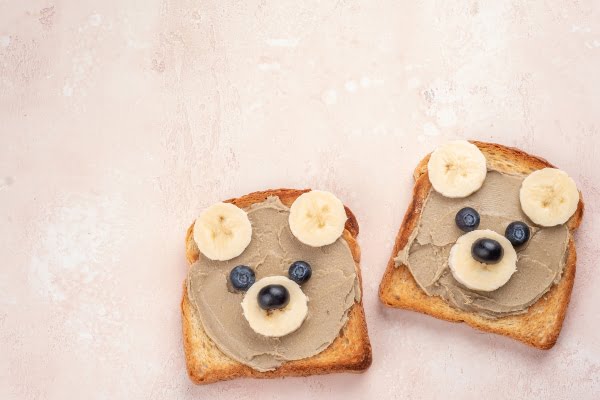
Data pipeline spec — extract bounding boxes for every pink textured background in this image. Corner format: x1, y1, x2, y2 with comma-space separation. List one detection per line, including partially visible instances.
1, 1, 599, 398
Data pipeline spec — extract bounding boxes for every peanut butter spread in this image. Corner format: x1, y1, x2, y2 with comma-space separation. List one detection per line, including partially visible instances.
187, 196, 360, 372
395, 171, 569, 319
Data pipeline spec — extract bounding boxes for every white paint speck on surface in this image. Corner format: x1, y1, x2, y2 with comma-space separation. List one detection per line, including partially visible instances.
571, 25, 592, 33
89, 13, 102, 27
245, 102, 263, 113
126, 39, 150, 49
344, 80, 358, 92
258, 62, 281, 71
265, 38, 299, 47
423, 121, 440, 136
407, 77, 421, 89
0, 35, 10, 47
62, 84, 73, 97
584, 39, 600, 48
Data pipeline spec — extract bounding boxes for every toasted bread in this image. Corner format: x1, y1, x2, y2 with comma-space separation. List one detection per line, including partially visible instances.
379, 141, 584, 349
182, 189, 372, 384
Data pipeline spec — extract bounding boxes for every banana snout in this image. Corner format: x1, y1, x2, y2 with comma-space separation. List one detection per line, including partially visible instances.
241, 276, 309, 337
448, 229, 518, 292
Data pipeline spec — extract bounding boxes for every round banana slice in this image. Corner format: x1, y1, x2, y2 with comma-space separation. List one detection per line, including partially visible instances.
448, 230, 517, 292
520, 168, 579, 227
427, 140, 487, 198
289, 190, 347, 247
193, 202, 252, 261
241, 276, 308, 337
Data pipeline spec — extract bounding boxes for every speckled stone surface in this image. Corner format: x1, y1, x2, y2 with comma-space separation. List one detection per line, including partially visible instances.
1, 1, 599, 398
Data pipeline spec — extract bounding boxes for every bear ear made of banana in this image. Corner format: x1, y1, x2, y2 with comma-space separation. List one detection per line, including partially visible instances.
427, 140, 580, 292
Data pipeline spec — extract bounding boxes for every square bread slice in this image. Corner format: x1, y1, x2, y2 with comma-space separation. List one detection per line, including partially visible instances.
182, 188, 372, 384
379, 141, 584, 349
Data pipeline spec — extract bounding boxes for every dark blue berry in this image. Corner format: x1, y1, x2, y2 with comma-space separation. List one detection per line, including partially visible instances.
229, 265, 255, 291
258, 284, 289, 310
505, 221, 530, 247
455, 207, 480, 232
288, 261, 312, 284
471, 238, 504, 264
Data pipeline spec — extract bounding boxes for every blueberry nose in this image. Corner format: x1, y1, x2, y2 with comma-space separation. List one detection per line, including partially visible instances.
258, 284, 290, 310
471, 238, 504, 264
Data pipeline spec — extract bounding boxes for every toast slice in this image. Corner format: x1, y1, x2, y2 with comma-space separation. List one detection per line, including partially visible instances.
379, 141, 584, 349
182, 189, 372, 384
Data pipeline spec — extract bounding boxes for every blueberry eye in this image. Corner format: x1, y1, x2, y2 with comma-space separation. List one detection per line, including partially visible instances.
505, 221, 530, 247
229, 265, 255, 291
288, 261, 312, 284
455, 207, 480, 232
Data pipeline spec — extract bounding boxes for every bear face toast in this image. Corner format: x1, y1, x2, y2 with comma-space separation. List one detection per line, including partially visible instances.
182, 189, 371, 384
379, 141, 584, 349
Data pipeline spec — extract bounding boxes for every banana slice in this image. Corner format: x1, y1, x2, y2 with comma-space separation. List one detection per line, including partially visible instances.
241, 276, 308, 337
193, 202, 252, 261
289, 190, 347, 247
448, 230, 517, 292
520, 168, 579, 227
427, 140, 487, 198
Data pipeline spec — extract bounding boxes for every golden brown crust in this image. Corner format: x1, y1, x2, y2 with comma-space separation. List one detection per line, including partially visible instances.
182, 188, 372, 384
379, 141, 584, 349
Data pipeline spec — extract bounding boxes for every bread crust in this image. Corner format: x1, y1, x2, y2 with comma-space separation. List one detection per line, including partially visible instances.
378, 141, 584, 349
182, 189, 372, 384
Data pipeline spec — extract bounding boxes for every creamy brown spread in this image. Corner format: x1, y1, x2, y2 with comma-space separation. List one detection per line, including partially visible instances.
187, 196, 360, 372
395, 171, 569, 318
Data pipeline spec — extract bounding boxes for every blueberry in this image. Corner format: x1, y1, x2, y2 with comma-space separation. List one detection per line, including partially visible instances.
288, 261, 312, 284
455, 207, 480, 232
258, 284, 289, 310
229, 265, 255, 291
471, 238, 504, 264
505, 221, 530, 247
